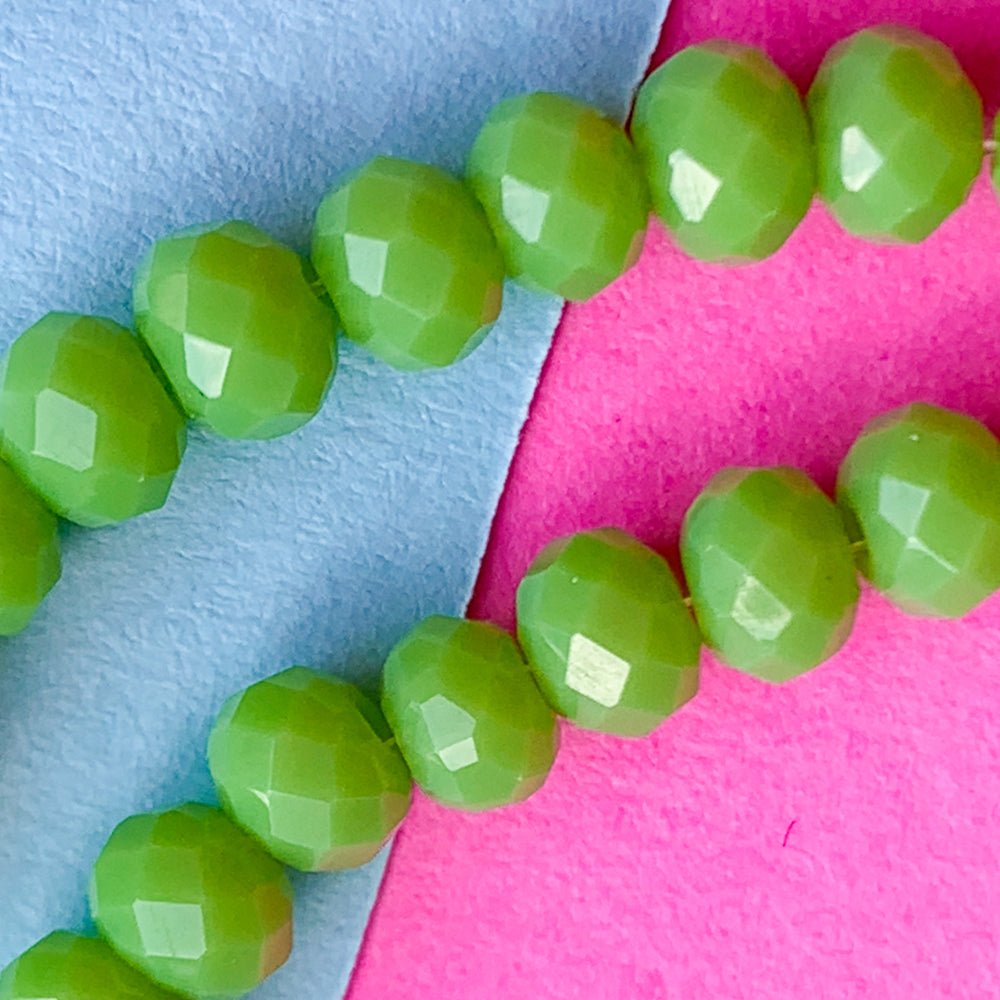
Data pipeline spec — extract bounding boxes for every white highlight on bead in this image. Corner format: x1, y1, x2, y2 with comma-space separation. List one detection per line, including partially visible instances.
667, 149, 721, 223
501, 176, 551, 243
840, 125, 884, 192
420, 694, 479, 772
731, 575, 792, 641
183, 333, 232, 400
343, 233, 390, 296
133, 900, 207, 960
565, 633, 630, 708
33, 389, 97, 472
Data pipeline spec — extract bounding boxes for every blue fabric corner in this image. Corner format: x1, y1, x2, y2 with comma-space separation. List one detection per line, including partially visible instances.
0, 0, 669, 995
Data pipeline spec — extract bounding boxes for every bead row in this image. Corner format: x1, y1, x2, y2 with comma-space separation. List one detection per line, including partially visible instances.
2, 25, 998, 640
6, 394, 1000, 999
4, 21, 1000, 1000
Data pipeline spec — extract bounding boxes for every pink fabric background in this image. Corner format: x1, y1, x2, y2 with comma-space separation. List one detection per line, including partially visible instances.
347, 3, 1000, 997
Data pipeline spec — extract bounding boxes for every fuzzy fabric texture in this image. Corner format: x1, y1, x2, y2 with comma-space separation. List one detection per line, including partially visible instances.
346, 2, 1000, 998
0, 2, 669, 997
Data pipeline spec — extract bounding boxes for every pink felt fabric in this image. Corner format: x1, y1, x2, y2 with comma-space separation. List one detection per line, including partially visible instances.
346, 3, 1000, 997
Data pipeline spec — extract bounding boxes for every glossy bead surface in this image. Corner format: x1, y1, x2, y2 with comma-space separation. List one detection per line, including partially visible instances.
209, 667, 412, 872
516, 528, 700, 737
0, 932, 177, 1000
837, 403, 1000, 618
134, 220, 338, 439
807, 25, 982, 243
381, 616, 558, 811
992, 112, 1000, 198
681, 467, 859, 683
311, 157, 504, 370
465, 92, 649, 300
0, 460, 61, 635
0, 313, 187, 527
632, 42, 814, 263
89, 803, 293, 999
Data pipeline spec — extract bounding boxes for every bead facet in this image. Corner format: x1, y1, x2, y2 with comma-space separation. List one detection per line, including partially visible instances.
0, 460, 61, 635
516, 527, 700, 737
681, 467, 859, 682
466, 92, 649, 300
837, 402, 1000, 617
208, 667, 412, 872
311, 157, 504, 370
807, 25, 982, 243
134, 220, 338, 439
0, 932, 177, 1000
89, 803, 294, 1000
381, 616, 558, 810
0, 313, 187, 527
632, 42, 814, 263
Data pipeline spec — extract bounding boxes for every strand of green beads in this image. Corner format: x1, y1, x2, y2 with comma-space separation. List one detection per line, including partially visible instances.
6, 24, 1000, 1000
631, 26, 990, 262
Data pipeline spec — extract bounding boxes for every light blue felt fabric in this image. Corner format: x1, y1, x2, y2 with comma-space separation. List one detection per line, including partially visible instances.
0, 0, 669, 995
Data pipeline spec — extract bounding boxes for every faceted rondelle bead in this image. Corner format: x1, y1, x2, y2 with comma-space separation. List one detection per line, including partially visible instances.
680, 467, 860, 683
631, 41, 815, 263
208, 667, 412, 872
0, 313, 187, 527
0, 460, 61, 635
381, 616, 559, 811
0, 932, 177, 1000
311, 157, 504, 371
516, 527, 701, 737
807, 25, 983, 243
837, 402, 1000, 618
465, 92, 650, 300
134, 220, 338, 439
89, 803, 294, 999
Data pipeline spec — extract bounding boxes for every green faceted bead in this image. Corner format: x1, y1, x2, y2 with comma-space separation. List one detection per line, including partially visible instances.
681, 467, 859, 683
0, 460, 61, 635
807, 25, 983, 243
0, 313, 187, 527
837, 403, 1000, 618
466, 92, 650, 300
134, 220, 338, 439
381, 616, 558, 811
0, 932, 177, 1000
516, 528, 700, 737
89, 803, 293, 1000
311, 157, 504, 371
632, 42, 815, 264
208, 667, 412, 872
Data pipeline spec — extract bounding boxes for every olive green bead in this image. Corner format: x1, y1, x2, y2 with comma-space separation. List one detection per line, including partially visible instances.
837, 403, 1000, 618
516, 528, 700, 737
311, 157, 504, 371
0, 932, 177, 1000
632, 41, 815, 263
466, 92, 650, 300
381, 616, 558, 811
208, 667, 412, 872
0, 313, 187, 527
681, 467, 859, 683
807, 25, 983, 243
134, 220, 338, 439
0, 460, 61, 635
89, 803, 293, 1000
